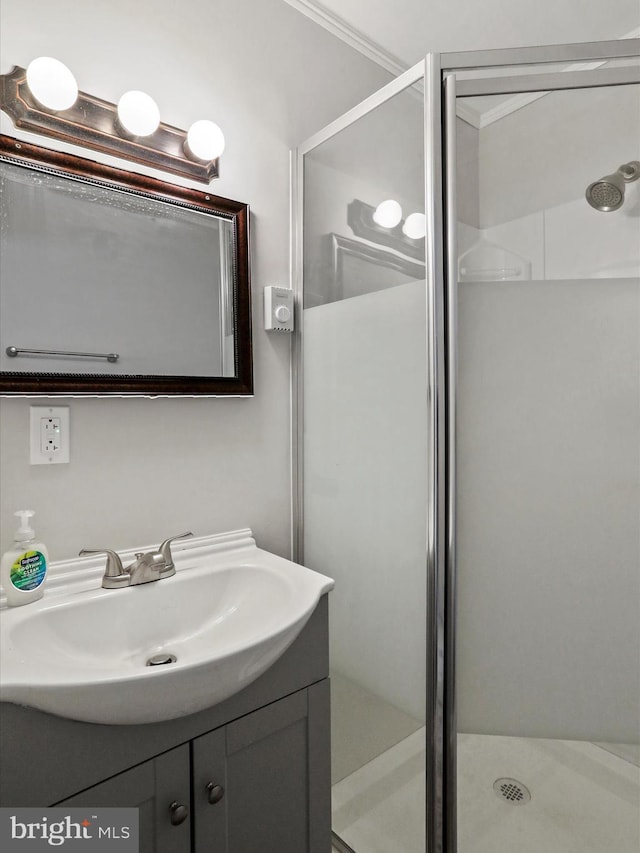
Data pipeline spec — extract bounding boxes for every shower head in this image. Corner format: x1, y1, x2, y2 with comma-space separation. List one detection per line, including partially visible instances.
586, 160, 640, 212
586, 172, 625, 211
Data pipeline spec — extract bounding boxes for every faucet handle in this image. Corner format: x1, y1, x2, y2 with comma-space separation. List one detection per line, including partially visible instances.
78, 548, 125, 578
157, 532, 193, 571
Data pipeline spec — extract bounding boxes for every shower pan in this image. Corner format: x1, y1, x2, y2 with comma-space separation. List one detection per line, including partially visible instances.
293, 38, 640, 853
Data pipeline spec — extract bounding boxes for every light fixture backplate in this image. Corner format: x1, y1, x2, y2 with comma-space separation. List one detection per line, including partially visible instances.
0, 66, 219, 184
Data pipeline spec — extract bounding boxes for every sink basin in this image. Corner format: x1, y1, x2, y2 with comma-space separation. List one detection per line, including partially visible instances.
0, 530, 333, 725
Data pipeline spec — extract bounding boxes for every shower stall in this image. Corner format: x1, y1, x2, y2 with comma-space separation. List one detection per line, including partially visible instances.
292, 40, 640, 853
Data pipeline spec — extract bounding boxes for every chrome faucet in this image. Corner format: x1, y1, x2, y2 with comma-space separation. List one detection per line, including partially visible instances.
79, 532, 193, 589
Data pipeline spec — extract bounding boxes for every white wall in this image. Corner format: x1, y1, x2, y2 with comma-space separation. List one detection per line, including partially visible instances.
303, 281, 428, 721
456, 118, 480, 228
459, 83, 640, 281
478, 84, 640, 230
481, 188, 640, 281
0, 0, 392, 561
455, 81, 640, 742
456, 278, 640, 742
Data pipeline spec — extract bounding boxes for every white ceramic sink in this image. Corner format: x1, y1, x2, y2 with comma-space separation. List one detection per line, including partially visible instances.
0, 530, 333, 725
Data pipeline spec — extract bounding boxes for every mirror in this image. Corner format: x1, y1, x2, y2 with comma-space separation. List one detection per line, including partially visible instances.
0, 135, 252, 395
303, 233, 424, 309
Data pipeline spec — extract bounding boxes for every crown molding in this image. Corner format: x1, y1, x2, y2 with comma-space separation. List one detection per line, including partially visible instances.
283, 0, 407, 76
286, 4, 640, 130
455, 99, 482, 128
470, 29, 640, 128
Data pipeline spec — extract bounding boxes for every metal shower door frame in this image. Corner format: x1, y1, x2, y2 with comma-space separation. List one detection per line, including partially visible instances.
291, 58, 439, 853
437, 36, 640, 853
291, 35, 640, 853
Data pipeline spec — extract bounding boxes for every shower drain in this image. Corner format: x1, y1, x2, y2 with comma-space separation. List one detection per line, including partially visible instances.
493, 778, 531, 804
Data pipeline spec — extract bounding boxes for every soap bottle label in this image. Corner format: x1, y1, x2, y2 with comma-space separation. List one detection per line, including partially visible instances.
10, 551, 47, 591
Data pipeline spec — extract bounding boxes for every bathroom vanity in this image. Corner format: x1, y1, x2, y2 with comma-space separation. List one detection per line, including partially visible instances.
0, 531, 333, 853
0, 596, 330, 853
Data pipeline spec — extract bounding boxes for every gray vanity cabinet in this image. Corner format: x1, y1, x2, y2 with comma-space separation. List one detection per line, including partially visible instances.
1, 596, 331, 853
53, 682, 330, 853
56, 744, 191, 853
193, 682, 330, 853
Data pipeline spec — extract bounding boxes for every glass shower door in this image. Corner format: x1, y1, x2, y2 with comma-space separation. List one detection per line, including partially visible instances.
297, 66, 429, 853
452, 65, 640, 853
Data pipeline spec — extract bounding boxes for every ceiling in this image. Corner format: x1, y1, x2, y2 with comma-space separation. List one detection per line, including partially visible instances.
285, 0, 640, 68
284, 0, 639, 128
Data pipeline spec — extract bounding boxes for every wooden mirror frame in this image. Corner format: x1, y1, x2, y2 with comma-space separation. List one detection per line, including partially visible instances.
0, 135, 252, 396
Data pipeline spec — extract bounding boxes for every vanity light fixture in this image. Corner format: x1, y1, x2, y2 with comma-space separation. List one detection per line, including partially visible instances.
116, 90, 161, 137
347, 198, 426, 262
0, 60, 225, 183
402, 212, 427, 240
186, 119, 226, 161
25, 57, 78, 111
373, 199, 403, 228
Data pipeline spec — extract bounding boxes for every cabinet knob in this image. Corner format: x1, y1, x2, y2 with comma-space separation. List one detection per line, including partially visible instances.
169, 801, 189, 826
206, 782, 225, 805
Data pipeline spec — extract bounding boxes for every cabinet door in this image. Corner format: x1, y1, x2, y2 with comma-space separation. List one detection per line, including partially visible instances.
192, 725, 227, 851
55, 744, 191, 853
193, 681, 331, 853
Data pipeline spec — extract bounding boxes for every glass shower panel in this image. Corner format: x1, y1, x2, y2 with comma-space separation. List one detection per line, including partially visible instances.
302, 79, 427, 853
455, 80, 640, 853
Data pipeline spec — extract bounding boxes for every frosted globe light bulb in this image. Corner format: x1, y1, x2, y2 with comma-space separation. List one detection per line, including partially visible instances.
186, 120, 225, 161
372, 199, 402, 229
402, 212, 426, 239
26, 57, 78, 111
117, 91, 160, 137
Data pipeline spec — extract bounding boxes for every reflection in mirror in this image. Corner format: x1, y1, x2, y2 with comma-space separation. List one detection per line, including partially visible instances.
328, 234, 424, 306
347, 199, 425, 261
0, 136, 252, 395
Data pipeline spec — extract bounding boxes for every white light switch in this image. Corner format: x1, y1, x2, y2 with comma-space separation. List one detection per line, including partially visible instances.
30, 406, 70, 464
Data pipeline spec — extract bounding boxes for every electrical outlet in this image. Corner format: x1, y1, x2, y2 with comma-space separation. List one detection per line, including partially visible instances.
30, 406, 70, 464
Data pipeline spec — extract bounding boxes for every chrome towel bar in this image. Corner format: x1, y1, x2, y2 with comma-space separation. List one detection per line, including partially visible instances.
6, 346, 119, 363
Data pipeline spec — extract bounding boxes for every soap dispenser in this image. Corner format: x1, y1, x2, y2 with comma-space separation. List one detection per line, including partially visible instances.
1, 510, 49, 606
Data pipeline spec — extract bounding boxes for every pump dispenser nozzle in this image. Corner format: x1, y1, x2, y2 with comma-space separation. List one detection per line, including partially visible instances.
14, 510, 36, 542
